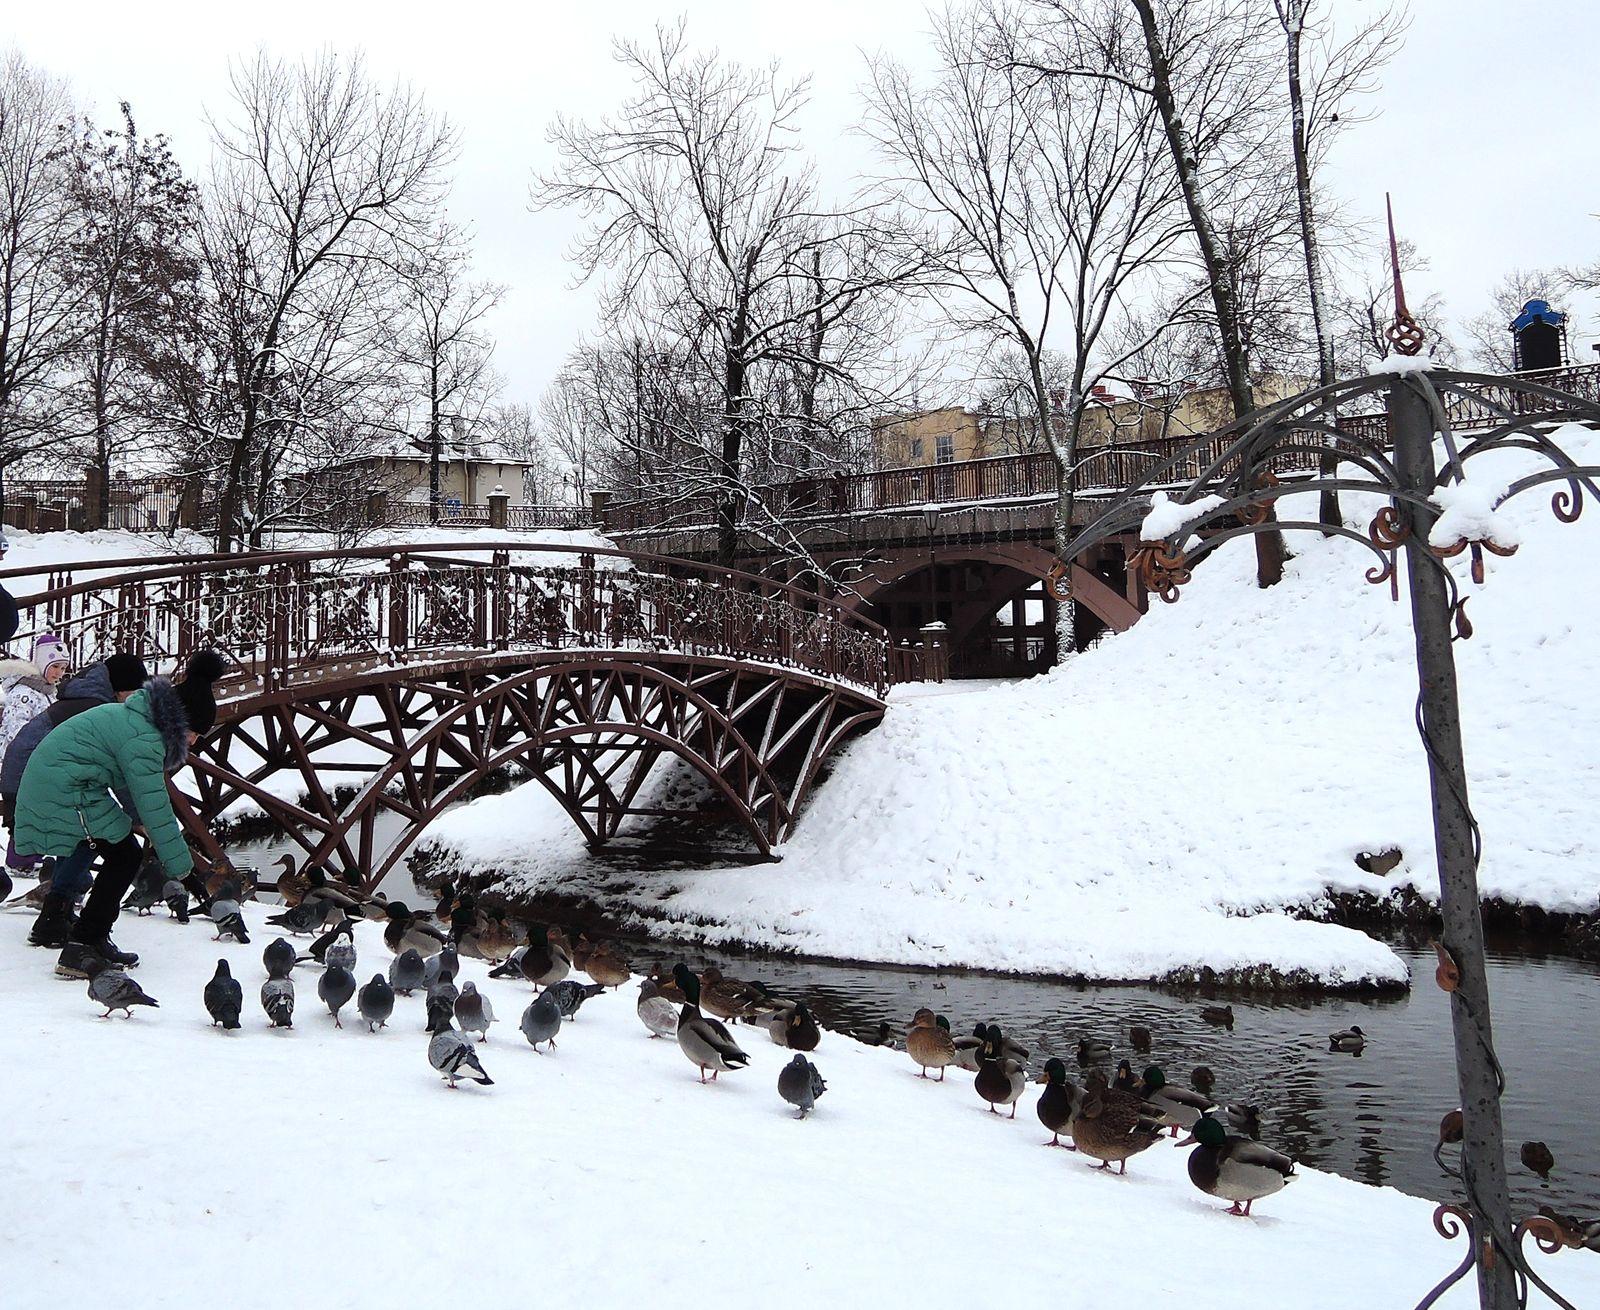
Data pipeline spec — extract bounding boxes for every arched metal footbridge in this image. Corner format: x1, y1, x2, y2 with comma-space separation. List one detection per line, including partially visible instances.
7, 544, 889, 891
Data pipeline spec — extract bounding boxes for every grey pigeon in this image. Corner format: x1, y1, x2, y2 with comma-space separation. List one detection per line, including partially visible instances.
428, 1024, 493, 1088
261, 976, 295, 1028
487, 946, 525, 980
453, 981, 495, 1041
266, 898, 330, 937
519, 988, 562, 1052
425, 967, 459, 1034
637, 978, 679, 1039
547, 978, 605, 1021
324, 939, 357, 975
84, 956, 159, 1018
421, 945, 460, 991
307, 917, 354, 965
388, 947, 426, 996
317, 964, 357, 1028
357, 973, 394, 1032
203, 959, 243, 1030
122, 853, 165, 915
209, 896, 250, 944
262, 937, 299, 980
161, 879, 192, 923
777, 1053, 827, 1118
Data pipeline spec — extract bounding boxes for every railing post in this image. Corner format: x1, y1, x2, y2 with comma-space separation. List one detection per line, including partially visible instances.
487, 485, 509, 531
492, 550, 510, 651
387, 554, 409, 660
919, 620, 949, 684
590, 491, 611, 531
578, 552, 597, 643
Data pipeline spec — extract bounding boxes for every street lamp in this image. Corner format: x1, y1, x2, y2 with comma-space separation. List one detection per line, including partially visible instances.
1064, 300, 1600, 1309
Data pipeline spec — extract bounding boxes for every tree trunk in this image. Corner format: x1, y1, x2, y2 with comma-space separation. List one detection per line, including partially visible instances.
429, 361, 442, 526
1282, 2, 1341, 530
1131, 0, 1283, 587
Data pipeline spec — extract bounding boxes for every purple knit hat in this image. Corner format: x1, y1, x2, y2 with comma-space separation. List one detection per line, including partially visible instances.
31, 633, 68, 677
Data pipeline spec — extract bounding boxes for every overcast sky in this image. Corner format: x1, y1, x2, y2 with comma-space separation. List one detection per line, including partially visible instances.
6, 0, 1598, 415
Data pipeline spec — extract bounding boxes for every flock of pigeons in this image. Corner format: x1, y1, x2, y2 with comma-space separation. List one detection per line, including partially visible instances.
75, 858, 832, 1119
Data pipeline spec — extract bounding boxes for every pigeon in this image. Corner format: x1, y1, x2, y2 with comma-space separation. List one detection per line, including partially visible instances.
428, 1024, 493, 1088
161, 879, 192, 923
324, 938, 357, 975
307, 917, 354, 965
261, 975, 295, 1028
487, 947, 526, 980
262, 937, 300, 980
547, 979, 605, 1021
453, 982, 495, 1041
209, 895, 250, 944
121, 853, 165, 915
636, 978, 680, 1039
777, 1053, 827, 1118
84, 956, 159, 1017
425, 968, 459, 1034
203, 959, 243, 1030
421, 945, 460, 991
357, 973, 394, 1032
519, 988, 563, 1052
318, 964, 357, 1029
266, 898, 331, 937
388, 948, 427, 996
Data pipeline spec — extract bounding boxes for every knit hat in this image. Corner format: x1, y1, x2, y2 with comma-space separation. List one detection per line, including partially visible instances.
104, 652, 150, 694
32, 633, 68, 677
174, 649, 227, 735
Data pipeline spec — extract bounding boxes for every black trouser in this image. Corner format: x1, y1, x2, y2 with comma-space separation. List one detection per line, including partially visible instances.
74, 833, 144, 940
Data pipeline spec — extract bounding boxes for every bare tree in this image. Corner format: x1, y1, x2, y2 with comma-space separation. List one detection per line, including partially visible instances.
58, 103, 202, 525
187, 51, 456, 548
398, 224, 504, 522
532, 21, 921, 564
866, 2, 1193, 658
1329, 236, 1454, 375
0, 50, 79, 499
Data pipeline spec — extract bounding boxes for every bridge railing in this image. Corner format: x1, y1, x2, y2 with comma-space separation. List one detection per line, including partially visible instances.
6, 543, 890, 698
599, 362, 1600, 535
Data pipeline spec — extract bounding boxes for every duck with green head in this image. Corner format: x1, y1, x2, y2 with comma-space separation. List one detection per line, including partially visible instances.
1183, 1114, 1295, 1216
974, 1025, 1027, 1118
671, 963, 750, 1083
1035, 1058, 1083, 1148
1138, 1064, 1217, 1137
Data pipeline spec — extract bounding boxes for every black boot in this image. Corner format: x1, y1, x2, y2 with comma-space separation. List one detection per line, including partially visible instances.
29, 893, 75, 949
66, 924, 138, 970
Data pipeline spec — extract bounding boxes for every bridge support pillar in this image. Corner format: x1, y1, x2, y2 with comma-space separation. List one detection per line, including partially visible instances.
919, 621, 948, 683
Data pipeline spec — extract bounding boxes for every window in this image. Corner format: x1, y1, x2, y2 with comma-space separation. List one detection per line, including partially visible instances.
909, 436, 924, 459
935, 433, 955, 464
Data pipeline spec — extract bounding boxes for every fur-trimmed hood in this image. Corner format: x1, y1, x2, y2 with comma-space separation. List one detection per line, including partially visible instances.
136, 676, 191, 771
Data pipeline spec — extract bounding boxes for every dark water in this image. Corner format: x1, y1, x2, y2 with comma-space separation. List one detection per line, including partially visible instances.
665, 935, 1600, 1215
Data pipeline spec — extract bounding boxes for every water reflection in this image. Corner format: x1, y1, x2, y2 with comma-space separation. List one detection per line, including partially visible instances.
666, 938, 1600, 1214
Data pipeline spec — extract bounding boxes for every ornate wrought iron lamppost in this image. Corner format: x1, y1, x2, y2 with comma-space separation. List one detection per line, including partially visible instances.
1061, 222, 1600, 1310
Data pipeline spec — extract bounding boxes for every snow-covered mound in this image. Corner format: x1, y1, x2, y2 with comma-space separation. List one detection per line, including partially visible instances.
430, 424, 1600, 987
6, 901, 1593, 1310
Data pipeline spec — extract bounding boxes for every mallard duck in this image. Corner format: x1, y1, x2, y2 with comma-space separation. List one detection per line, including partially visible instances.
974, 1026, 1027, 1118
1129, 1024, 1152, 1052
767, 1001, 820, 1052
1329, 1025, 1366, 1053
1076, 1037, 1112, 1064
515, 924, 572, 989
1191, 1065, 1217, 1097
1184, 1113, 1295, 1215
1138, 1064, 1218, 1137
470, 908, 517, 963
1521, 1140, 1555, 1181
274, 853, 310, 907
637, 977, 679, 1039
1200, 1004, 1235, 1029
862, 1020, 899, 1049
1071, 1072, 1165, 1173
380, 902, 449, 958
580, 937, 633, 990
906, 1008, 957, 1080
696, 967, 777, 1024
1034, 1057, 1084, 1148
951, 1021, 985, 1073
671, 963, 749, 1083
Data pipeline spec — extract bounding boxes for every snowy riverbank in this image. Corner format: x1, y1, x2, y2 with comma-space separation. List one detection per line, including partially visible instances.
422, 426, 1600, 988
3, 899, 1594, 1310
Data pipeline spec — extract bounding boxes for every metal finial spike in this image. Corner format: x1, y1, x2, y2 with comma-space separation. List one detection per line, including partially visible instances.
1385, 193, 1425, 357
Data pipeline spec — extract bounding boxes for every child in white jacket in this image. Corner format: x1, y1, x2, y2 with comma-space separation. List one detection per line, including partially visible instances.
0, 634, 70, 886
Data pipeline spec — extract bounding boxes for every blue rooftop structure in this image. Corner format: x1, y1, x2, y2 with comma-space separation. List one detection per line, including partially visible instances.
1510, 299, 1565, 332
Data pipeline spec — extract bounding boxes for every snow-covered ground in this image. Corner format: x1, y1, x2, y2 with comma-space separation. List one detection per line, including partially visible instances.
4, 900, 1592, 1310
422, 425, 1600, 988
